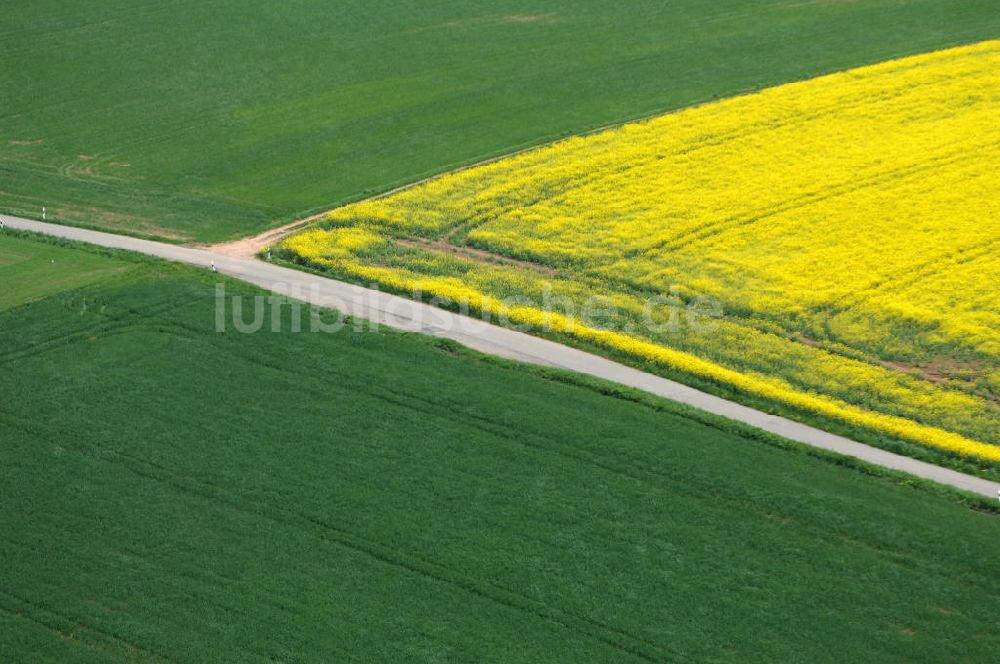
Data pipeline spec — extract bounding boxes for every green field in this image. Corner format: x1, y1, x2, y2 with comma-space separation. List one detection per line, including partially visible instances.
2, 1, 999, 241
0, 233, 133, 311
2, 233, 999, 662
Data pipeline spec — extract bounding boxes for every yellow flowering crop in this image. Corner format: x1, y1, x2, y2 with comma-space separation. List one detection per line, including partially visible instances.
284, 41, 1000, 463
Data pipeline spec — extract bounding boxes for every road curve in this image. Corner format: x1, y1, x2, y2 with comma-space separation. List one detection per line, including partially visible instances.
4, 214, 998, 499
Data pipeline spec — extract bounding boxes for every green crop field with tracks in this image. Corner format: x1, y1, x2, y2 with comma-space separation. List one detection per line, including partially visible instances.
2, 0, 998, 241
0, 233, 133, 311
1, 234, 999, 662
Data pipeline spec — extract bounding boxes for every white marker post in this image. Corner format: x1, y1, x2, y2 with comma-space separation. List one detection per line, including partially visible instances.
42, 207, 46, 221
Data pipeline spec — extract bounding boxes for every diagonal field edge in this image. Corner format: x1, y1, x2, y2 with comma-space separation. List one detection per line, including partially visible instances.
4, 215, 998, 499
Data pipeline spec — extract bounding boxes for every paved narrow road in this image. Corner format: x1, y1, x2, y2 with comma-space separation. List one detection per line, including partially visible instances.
4, 215, 998, 499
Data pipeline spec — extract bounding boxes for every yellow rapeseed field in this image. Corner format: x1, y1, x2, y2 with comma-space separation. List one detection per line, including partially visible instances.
283, 41, 1000, 463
